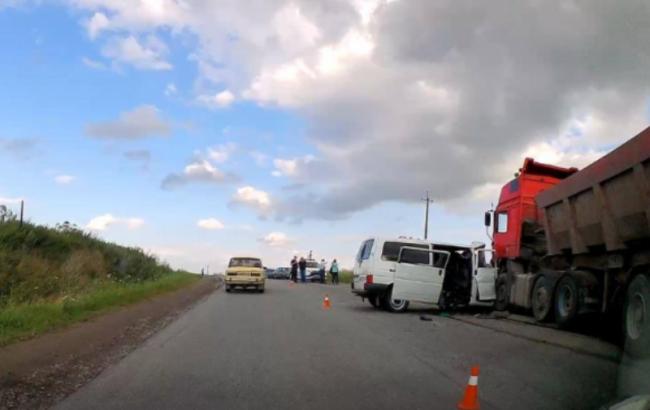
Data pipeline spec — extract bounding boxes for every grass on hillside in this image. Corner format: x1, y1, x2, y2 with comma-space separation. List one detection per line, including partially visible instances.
0, 219, 201, 346
0, 220, 173, 305
0, 272, 199, 346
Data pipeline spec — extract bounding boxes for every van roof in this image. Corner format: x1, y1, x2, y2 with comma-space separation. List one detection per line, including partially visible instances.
365, 237, 485, 250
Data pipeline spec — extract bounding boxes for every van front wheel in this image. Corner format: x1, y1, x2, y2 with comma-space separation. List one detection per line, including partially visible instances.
381, 288, 409, 313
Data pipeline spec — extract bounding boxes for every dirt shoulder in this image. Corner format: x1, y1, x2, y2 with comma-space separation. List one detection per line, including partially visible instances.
0, 276, 219, 410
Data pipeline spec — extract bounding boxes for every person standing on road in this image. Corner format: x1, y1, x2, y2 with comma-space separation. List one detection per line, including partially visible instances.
330, 259, 339, 285
318, 259, 327, 283
299, 257, 307, 283
290, 256, 298, 282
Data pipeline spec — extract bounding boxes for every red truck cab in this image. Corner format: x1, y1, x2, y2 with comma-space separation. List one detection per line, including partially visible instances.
493, 158, 577, 261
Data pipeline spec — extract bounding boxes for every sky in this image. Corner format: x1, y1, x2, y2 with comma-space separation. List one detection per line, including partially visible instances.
0, 0, 649, 272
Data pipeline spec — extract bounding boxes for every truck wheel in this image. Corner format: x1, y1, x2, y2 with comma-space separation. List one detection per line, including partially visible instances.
495, 274, 509, 311
380, 288, 409, 313
225, 285, 232, 293
532, 276, 553, 322
554, 275, 579, 328
623, 274, 650, 357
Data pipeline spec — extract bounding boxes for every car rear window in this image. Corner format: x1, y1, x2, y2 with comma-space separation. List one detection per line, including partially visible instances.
229, 258, 263, 268
381, 242, 429, 261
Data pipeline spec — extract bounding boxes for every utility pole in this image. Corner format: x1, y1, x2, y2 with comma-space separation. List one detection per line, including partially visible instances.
422, 191, 433, 240
19, 200, 24, 227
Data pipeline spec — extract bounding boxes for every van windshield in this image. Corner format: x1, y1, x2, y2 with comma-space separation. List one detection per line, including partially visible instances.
381, 242, 429, 261
229, 258, 263, 268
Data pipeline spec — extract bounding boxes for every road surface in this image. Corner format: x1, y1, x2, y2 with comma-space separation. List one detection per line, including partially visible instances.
57, 280, 626, 410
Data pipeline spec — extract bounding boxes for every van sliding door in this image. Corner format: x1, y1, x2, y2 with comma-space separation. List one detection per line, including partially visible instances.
393, 247, 450, 303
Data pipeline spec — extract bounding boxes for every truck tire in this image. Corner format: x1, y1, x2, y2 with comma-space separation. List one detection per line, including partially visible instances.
623, 274, 650, 357
225, 285, 232, 293
554, 275, 579, 328
380, 288, 409, 313
531, 276, 553, 322
495, 274, 509, 311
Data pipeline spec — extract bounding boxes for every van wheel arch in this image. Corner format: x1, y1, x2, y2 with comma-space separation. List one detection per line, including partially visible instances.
380, 284, 409, 313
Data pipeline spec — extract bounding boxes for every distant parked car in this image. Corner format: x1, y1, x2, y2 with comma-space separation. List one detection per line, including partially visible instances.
272, 267, 291, 279
305, 260, 325, 283
264, 267, 274, 278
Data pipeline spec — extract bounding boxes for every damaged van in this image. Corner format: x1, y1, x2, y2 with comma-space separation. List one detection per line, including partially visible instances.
351, 237, 496, 312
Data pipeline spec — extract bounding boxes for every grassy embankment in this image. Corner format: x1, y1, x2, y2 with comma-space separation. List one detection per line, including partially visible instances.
0, 221, 199, 346
339, 270, 353, 284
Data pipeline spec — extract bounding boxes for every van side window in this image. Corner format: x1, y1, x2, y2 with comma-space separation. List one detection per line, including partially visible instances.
399, 248, 430, 265
361, 239, 373, 260
496, 212, 508, 233
382, 242, 428, 261
356, 239, 374, 262
432, 252, 449, 268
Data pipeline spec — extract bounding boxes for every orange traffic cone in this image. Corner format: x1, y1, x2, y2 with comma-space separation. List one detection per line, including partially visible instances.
323, 295, 331, 310
457, 366, 480, 410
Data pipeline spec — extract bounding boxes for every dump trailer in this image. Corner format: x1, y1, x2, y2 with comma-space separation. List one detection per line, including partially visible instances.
487, 126, 650, 356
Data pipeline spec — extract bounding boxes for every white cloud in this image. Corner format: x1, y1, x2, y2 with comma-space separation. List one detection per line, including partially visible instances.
271, 155, 315, 177
231, 186, 272, 215
102, 35, 172, 71
54, 175, 75, 185
272, 4, 321, 55
85, 105, 171, 140
67, 1, 650, 221
162, 159, 233, 189
260, 231, 291, 247
207, 143, 236, 163
164, 83, 177, 96
86, 11, 109, 39
198, 90, 235, 109
86, 214, 144, 231
249, 151, 269, 166
81, 56, 107, 70
197, 218, 225, 230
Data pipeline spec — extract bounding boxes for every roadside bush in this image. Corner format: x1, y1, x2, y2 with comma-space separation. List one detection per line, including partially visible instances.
0, 221, 175, 306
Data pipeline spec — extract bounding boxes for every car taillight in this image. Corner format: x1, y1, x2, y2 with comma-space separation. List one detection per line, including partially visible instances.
366, 274, 373, 284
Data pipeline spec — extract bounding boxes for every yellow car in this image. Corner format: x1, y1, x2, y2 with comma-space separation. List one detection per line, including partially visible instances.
225, 257, 266, 293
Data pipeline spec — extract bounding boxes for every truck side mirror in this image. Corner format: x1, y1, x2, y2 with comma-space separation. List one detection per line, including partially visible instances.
484, 211, 491, 227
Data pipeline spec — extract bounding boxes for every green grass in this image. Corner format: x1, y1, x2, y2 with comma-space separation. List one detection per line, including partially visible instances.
0, 221, 174, 305
338, 270, 353, 284
0, 272, 200, 346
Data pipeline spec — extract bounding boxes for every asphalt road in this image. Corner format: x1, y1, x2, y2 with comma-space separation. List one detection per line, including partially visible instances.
57, 280, 624, 410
